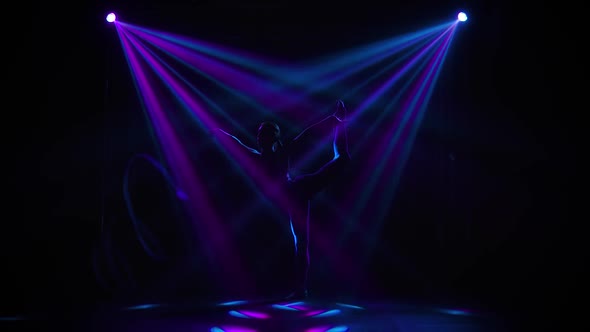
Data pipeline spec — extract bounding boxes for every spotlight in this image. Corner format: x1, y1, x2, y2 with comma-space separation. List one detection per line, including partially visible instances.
457, 12, 468, 22
106, 13, 116, 23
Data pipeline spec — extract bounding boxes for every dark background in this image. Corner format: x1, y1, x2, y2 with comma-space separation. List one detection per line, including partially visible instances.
8, 0, 571, 329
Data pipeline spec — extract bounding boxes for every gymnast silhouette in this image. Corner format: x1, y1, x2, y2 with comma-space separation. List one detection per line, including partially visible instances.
218, 100, 350, 299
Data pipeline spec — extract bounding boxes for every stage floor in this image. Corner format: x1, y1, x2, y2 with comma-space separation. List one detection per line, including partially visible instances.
5, 298, 510, 332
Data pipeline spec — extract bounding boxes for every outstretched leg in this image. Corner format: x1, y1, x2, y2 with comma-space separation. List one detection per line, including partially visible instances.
286, 100, 351, 299
294, 100, 351, 197
333, 100, 350, 161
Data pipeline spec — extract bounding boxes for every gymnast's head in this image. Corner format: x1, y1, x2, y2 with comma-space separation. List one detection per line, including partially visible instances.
257, 121, 281, 153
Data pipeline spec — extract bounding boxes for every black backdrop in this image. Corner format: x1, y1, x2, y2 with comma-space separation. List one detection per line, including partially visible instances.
7, 0, 572, 329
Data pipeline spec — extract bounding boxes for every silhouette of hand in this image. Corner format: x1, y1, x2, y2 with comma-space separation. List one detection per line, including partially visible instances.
333, 100, 347, 122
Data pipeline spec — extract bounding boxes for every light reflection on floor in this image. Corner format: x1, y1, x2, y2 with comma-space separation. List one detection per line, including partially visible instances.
5, 299, 507, 332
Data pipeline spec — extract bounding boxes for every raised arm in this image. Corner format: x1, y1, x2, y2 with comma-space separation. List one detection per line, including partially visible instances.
292, 115, 337, 142
292, 100, 347, 144
217, 128, 261, 155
